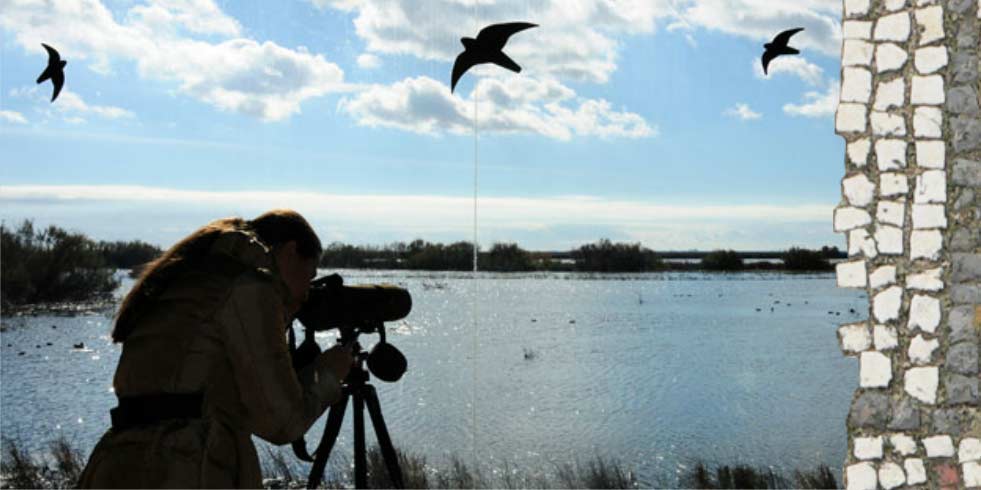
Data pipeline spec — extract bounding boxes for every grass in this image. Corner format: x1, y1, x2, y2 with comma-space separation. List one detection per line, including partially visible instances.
1, 437, 838, 489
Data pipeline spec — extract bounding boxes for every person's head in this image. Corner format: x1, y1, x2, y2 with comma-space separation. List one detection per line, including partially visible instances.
113, 209, 322, 342
250, 209, 322, 315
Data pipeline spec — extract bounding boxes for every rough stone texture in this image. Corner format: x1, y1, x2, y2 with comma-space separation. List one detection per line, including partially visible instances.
844, 173, 877, 205
965, 461, 981, 488
891, 434, 917, 455
861, 351, 893, 387
837, 103, 868, 133
947, 85, 980, 116
873, 110, 908, 136
849, 139, 872, 166
952, 159, 981, 187
849, 228, 879, 257
878, 462, 906, 489
913, 106, 943, 138
851, 390, 891, 428
933, 408, 970, 436
871, 265, 898, 288
846, 462, 877, 490
838, 261, 869, 288
950, 227, 978, 251
874, 286, 904, 321
910, 229, 943, 260
855, 436, 884, 459
909, 295, 941, 333
907, 267, 944, 290
953, 253, 981, 282
911, 203, 947, 228
914, 170, 947, 203
877, 200, 906, 226
961, 438, 981, 463
911, 75, 945, 105
948, 306, 976, 344
914, 6, 944, 44
915, 46, 949, 73
875, 78, 906, 110
889, 396, 922, 430
876, 226, 905, 254
874, 325, 900, 350
953, 117, 981, 152
945, 372, 980, 405
924, 435, 956, 458
909, 334, 940, 364
947, 341, 979, 375
880, 173, 910, 196
951, 283, 981, 304
906, 459, 927, 485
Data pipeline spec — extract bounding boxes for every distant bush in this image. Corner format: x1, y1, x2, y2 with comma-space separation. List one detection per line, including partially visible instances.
483, 242, 534, 272
701, 250, 744, 271
781, 247, 832, 271
98, 240, 161, 269
1, 220, 119, 307
573, 239, 663, 272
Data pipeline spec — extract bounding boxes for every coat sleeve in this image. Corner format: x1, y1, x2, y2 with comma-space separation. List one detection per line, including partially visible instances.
216, 273, 342, 445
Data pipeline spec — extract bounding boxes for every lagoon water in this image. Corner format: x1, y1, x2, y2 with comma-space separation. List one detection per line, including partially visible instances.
1, 270, 863, 486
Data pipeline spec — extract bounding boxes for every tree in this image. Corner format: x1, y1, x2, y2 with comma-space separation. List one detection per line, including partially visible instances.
701, 250, 744, 271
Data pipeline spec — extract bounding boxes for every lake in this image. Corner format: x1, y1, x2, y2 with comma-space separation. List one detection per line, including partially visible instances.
0, 270, 864, 486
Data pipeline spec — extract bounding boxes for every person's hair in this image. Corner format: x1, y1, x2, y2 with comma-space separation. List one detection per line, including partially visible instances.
112, 209, 321, 342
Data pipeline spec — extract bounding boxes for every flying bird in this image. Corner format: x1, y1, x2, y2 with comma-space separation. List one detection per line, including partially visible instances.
451, 22, 537, 93
36, 43, 66, 102
761, 27, 804, 75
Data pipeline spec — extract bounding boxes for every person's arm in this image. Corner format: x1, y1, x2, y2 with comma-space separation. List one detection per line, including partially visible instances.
215, 272, 342, 444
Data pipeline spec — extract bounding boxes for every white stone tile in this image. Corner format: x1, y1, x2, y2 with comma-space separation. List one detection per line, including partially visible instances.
843, 40, 875, 66
910, 229, 942, 260
844, 173, 876, 206
876, 199, 906, 226
835, 207, 872, 232
890, 434, 917, 455
904, 366, 938, 404
908, 334, 939, 364
839, 322, 872, 354
875, 43, 908, 72
906, 267, 944, 291
909, 295, 941, 333
911, 75, 945, 105
872, 111, 906, 136
875, 12, 911, 41
884, 0, 906, 10
848, 138, 871, 167
923, 435, 955, 457
913, 107, 943, 138
875, 225, 904, 255
914, 46, 948, 74
837, 260, 868, 288
915, 140, 945, 169
914, 171, 946, 204
849, 228, 878, 258
912, 203, 947, 229
869, 265, 897, 288
843, 21, 873, 39
878, 462, 905, 490
846, 462, 877, 490
837, 103, 868, 134
915, 6, 944, 45
860, 351, 892, 387
905, 459, 926, 484
873, 286, 903, 322
874, 78, 905, 111
960, 438, 981, 463
844, 0, 871, 17
874, 324, 899, 350
876, 139, 907, 170
842, 68, 873, 103
856, 436, 884, 459
965, 461, 981, 488
879, 173, 909, 197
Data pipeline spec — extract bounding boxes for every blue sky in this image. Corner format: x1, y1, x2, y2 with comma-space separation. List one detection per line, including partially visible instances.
1, 0, 846, 251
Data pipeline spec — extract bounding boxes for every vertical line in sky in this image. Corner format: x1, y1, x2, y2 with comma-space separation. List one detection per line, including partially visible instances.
470, 0, 480, 479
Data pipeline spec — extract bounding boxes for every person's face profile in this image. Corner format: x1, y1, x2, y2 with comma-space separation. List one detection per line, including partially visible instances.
275, 241, 318, 315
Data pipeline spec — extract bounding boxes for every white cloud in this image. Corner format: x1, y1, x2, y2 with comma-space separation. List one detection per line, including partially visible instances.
724, 103, 761, 121
783, 83, 839, 118
11, 86, 135, 122
357, 53, 381, 69
753, 56, 825, 86
0, 110, 28, 124
338, 76, 654, 140
1, 0, 349, 122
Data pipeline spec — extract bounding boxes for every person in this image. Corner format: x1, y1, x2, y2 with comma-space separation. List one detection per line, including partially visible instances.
79, 209, 354, 488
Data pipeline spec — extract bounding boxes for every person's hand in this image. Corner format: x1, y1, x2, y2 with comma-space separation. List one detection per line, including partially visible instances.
316, 343, 354, 381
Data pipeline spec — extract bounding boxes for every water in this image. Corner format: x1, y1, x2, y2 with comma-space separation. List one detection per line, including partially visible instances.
1, 270, 864, 486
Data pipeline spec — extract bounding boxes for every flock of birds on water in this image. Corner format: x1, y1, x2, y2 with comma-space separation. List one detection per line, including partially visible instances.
34, 22, 807, 102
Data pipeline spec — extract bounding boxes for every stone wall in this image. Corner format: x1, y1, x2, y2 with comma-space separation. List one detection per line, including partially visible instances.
833, 0, 980, 488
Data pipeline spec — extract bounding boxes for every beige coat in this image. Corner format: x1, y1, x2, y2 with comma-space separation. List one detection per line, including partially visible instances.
79, 230, 341, 488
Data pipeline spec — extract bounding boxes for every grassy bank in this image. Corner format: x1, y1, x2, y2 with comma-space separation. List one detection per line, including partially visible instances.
1, 437, 838, 489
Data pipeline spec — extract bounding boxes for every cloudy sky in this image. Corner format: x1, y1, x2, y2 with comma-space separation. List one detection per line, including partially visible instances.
1, 0, 845, 251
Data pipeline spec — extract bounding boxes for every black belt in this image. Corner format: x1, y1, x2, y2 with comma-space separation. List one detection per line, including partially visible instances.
110, 393, 204, 431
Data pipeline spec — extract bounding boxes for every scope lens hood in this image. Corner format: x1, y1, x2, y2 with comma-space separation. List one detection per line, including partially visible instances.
367, 342, 407, 382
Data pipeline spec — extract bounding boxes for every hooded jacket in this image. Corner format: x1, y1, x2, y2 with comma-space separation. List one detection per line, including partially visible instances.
79, 229, 340, 488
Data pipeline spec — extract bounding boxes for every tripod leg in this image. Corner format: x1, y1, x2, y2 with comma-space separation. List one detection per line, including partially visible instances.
364, 385, 405, 489
353, 389, 368, 489
307, 395, 350, 490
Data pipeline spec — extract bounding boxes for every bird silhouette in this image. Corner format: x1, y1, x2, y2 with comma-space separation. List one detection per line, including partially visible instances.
761, 28, 804, 75
451, 22, 537, 93
36, 43, 66, 102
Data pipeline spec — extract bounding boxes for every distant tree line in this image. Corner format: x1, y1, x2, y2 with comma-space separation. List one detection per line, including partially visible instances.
1, 220, 162, 307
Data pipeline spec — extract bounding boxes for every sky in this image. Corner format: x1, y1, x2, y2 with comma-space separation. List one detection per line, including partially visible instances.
0, 0, 847, 252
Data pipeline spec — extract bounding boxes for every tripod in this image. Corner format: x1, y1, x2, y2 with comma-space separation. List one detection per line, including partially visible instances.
296, 333, 405, 489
